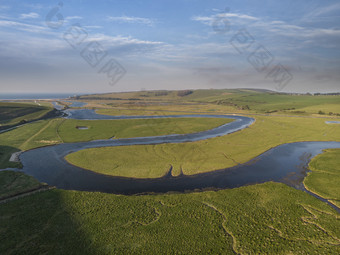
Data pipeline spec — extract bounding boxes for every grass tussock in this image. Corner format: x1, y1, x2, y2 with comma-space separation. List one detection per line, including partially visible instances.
0, 182, 339, 254
304, 148, 340, 207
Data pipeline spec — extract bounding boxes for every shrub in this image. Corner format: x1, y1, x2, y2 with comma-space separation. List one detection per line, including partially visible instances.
177, 90, 193, 97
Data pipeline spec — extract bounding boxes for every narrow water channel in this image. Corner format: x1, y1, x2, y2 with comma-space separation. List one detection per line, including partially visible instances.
18, 106, 340, 211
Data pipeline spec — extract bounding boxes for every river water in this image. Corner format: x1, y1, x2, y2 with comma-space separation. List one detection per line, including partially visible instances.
18, 107, 340, 211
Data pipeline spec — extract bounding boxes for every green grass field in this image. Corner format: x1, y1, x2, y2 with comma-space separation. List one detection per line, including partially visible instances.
0, 145, 22, 169
304, 149, 340, 208
196, 91, 340, 114
58, 118, 232, 142
0, 101, 57, 168
1, 90, 340, 254
0, 117, 231, 169
0, 102, 54, 128
0, 182, 339, 254
80, 89, 340, 116
0, 171, 42, 200
66, 115, 340, 178
95, 102, 247, 116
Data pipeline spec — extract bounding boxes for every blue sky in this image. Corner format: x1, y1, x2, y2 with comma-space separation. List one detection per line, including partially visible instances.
0, 0, 339, 93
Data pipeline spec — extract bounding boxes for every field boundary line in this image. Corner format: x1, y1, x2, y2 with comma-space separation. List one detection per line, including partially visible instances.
55, 118, 66, 143
20, 119, 54, 149
0, 186, 55, 204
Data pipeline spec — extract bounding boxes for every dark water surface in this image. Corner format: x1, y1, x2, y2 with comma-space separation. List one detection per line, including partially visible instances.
64, 101, 88, 108
52, 101, 88, 109
20, 141, 340, 195
52, 102, 64, 110
19, 109, 340, 210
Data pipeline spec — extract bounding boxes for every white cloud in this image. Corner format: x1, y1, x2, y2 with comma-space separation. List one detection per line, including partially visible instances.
223, 13, 259, 21
192, 16, 213, 22
107, 16, 154, 25
192, 12, 259, 26
0, 20, 48, 34
89, 34, 163, 46
252, 19, 340, 40
0, 29, 68, 58
191, 16, 214, 25
83, 25, 102, 30
65, 16, 83, 21
305, 2, 340, 18
20, 12, 40, 19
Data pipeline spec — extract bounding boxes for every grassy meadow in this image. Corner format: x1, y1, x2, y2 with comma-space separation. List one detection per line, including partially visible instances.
58, 118, 232, 142
0, 102, 54, 128
0, 182, 339, 254
0, 171, 42, 200
1, 89, 340, 254
0, 117, 231, 168
66, 115, 340, 178
304, 149, 340, 208
81, 89, 340, 116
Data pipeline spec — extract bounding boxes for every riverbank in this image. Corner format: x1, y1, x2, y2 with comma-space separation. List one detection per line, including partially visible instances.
64, 114, 340, 178
304, 149, 340, 208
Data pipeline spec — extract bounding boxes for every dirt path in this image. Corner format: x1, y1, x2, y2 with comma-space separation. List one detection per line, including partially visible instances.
20, 119, 54, 149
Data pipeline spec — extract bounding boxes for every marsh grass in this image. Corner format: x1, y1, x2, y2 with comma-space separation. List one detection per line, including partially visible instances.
304, 149, 340, 207
0, 182, 339, 254
58, 118, 232, 142
66, 115, 340, 178
0, 171, 41, 199
0, 118, 231, 169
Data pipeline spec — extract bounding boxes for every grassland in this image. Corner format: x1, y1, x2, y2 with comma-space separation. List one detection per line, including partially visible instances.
0, 145, 22, 169
304, 149, 340, 208
95, 103, 245, 116
0, 171, 42, 200
0, 182, 339, 254
1, 89, 340, 254
0, 119, 61, 168
96, 107, 206, 116
58, 118, 232, 142
0, 117, 231, 169
0, 102, 54, 128
66, 115, 340, 178
2, 90, 339, 174
0, 101, 58, 168
80, 89, 340, 116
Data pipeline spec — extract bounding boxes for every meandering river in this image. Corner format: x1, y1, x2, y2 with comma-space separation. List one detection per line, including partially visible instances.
18, 107, 340, 211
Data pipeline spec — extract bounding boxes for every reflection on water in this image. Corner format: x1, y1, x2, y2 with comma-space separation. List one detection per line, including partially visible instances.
20, 141, 340, 197
52, 102, 64, 110
64, 101, 88, 108
19, 108, 340, 209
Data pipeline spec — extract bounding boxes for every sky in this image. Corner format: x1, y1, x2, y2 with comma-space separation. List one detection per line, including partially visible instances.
0, 0, 339, 94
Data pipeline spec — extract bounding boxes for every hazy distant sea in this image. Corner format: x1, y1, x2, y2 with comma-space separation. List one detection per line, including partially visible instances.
0, 93, 82, 100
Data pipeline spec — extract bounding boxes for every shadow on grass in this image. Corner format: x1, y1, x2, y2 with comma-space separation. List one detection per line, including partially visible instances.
0, 188, 235, 254
1, 182, 340, 254
0, 190, 101, 255
0, 145, 22, 169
